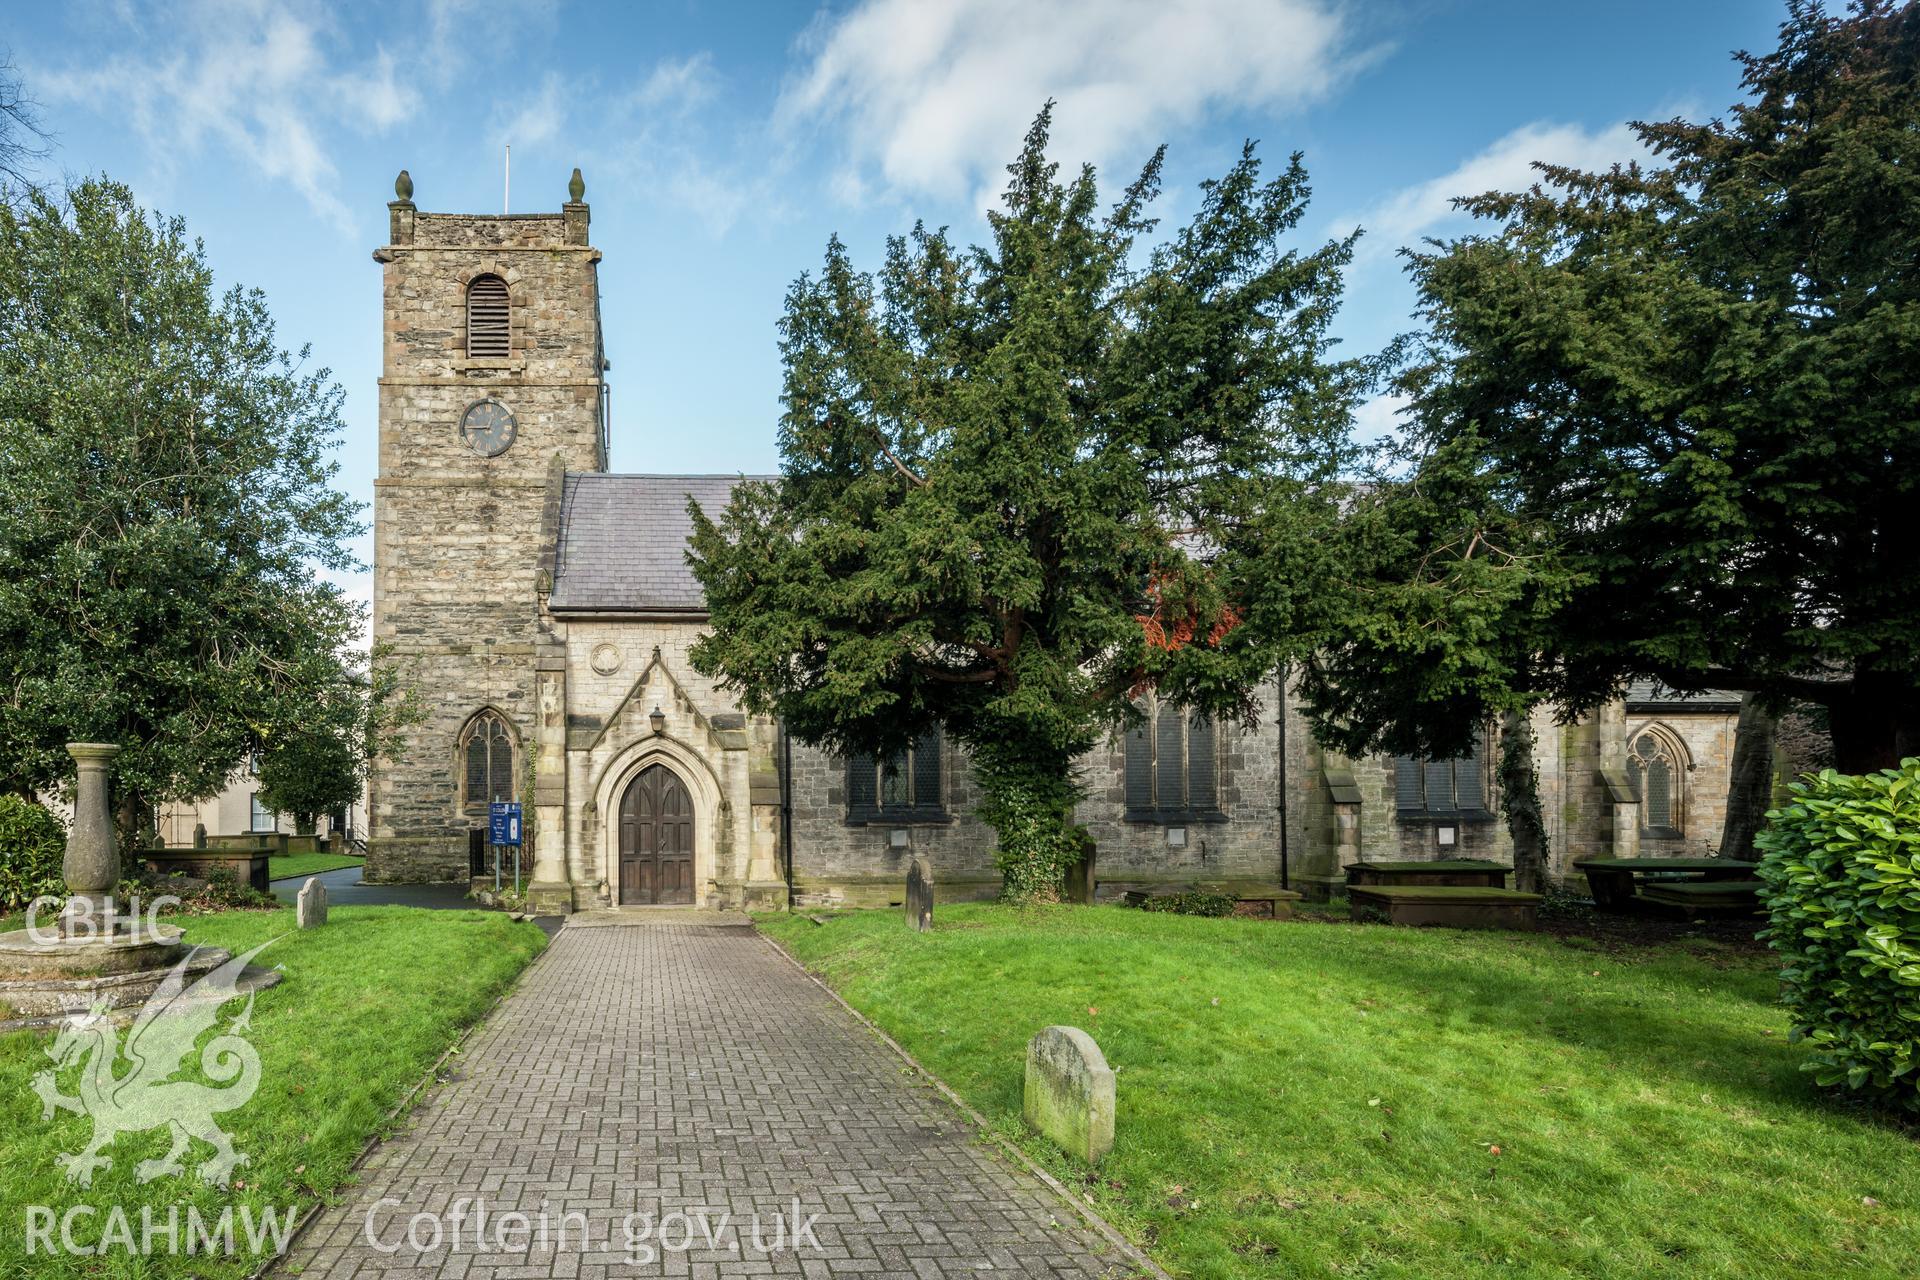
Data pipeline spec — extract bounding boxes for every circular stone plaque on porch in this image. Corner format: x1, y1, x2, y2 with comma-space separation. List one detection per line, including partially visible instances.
590, 643, 623, 675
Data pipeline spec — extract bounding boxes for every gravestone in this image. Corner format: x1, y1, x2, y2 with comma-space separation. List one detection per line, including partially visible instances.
1062, 832, 1097, 905
905, 855, 934, 932
193, 823, 208, 850
1023, 1025, 1115, 1162
297, 876, 328, 929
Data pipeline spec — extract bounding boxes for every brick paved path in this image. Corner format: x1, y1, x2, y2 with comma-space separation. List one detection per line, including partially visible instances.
283, 920, 1134, 1278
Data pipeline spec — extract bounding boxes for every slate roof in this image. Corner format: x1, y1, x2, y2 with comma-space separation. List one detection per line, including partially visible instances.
1623, 679, 1743, 711
548, 474, 772, 614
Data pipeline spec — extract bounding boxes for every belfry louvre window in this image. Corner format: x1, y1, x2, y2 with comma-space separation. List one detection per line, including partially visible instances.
1393, 731, 1488, 816
461, 711, 515, 815
1123, 703, 1220, 822
466, 275, 510, 358
847, 729, 945, 823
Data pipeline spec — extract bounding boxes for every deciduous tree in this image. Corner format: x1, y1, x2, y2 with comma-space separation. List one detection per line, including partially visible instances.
0, 54, 48, 200
0, 178, 374, 822
256, 647, 414, 835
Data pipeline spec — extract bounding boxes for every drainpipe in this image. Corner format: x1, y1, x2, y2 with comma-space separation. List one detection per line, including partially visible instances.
778, 717, 796, 911
1277, 665, 1291, 891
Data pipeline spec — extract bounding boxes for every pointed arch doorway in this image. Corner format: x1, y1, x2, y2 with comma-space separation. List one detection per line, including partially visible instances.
618, 764, 695, 905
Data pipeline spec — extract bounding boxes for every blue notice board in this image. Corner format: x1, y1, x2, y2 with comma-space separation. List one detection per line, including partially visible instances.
488, 801, 523, 846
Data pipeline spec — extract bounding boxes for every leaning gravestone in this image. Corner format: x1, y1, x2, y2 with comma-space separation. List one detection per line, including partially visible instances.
296, 876, 328, 929
1062, 831, 1097, 905
1023, 1025, 1115, 1162
905, 855, 934, 932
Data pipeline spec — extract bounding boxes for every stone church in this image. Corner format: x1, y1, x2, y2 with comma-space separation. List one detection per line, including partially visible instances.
366, 175, 1745, 914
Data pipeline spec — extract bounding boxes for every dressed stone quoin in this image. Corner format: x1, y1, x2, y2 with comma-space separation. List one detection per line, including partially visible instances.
366, 171, 1749, 912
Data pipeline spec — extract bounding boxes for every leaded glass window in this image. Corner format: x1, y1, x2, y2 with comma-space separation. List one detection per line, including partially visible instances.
461, 711, 515, 815
1629, 729, 1683, 833
847, 729, 945, 823
1123, 702, 1221, 821
1393, 730, 1489, 815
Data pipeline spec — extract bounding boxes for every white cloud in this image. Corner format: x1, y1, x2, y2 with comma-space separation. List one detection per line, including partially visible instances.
1351, 392, 1408, 443
1354, 120, 1646, 258
779, 0, 1376, 207
633, 53, 719, 115
31, 1, 428, 232
421, 0, 557, 91
337, 48, 417, 132
596, 53, 776, 237
495, 72, 567, 149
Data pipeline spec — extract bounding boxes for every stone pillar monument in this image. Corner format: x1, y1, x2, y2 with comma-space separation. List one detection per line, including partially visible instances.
0, 740, 284, 1031
61, 742, 123, 935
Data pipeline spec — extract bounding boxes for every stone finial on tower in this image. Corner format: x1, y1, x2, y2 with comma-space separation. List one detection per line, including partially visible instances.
564, 167, 590, 245
388, 168, 416, 246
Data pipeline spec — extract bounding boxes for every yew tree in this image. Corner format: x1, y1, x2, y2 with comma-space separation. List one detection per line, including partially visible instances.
690, 108, 1365, 900
1292, 435, 1581, 892
1398, 0, 1920, 774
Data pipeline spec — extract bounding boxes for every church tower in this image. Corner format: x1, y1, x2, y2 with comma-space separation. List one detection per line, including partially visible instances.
367, 168, 607, 882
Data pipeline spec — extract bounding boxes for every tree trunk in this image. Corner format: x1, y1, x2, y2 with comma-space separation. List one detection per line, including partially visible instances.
1497, 708, 1550, 894
972, 736, 1079, 904
1718, 693, 1777, 862
1826, 669, 1920, 775
115, 789, 141, 853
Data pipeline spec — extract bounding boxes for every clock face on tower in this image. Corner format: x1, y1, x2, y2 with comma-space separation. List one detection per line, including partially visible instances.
459, 399, 517, 457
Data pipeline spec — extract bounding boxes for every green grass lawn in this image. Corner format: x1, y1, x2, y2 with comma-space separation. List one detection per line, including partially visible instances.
266, 851, 364, 880
759, 904, 1919, 1280
0, 905, 545, 1279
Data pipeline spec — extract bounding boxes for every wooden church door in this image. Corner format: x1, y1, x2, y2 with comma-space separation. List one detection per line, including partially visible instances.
618, 764, 695, 905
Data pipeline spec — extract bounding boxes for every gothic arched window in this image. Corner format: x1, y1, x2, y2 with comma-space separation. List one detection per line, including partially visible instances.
460, 711, 516, 815
1629, 727, 1684, 834
466, 274, 511, 359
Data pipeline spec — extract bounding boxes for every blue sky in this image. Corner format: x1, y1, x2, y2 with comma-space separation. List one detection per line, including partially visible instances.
6, 0, 1784, 610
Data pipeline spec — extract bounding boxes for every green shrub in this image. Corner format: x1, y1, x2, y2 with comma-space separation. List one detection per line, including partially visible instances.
0, 794, 66, 911
1756, 760, 1920, 1112
1538, 884, 1596, 922
200, 866, 276, 910
1137, 889, 1237, 918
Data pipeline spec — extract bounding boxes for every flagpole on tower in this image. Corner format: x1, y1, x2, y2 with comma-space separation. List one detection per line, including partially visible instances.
503, 144, 511, 214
